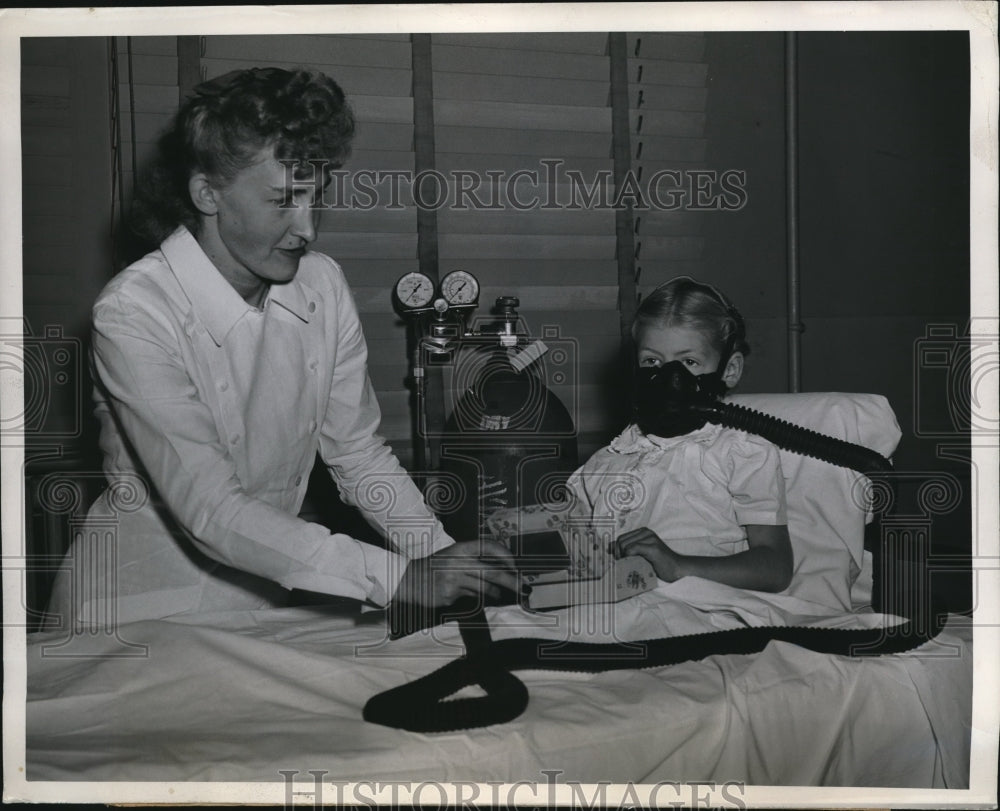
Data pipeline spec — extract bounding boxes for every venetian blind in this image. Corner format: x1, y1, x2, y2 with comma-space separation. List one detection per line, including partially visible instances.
429, 33, 621, 460
148, 34, 715, 467
113, 35, 181, 267
21, 38, 79, 345
625, 32, 710, 300
21, 38, 114, 442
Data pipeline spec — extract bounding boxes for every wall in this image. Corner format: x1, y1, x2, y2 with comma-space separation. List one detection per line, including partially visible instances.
797, 32, 971, 574
702, 32, 788, 395
798, 32, 970, 460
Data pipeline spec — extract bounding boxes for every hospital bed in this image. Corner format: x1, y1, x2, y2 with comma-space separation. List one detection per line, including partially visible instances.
22, 393, 973, 789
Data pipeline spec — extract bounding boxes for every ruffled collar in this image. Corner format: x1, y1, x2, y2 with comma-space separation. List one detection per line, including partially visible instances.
609, 421, 724, 455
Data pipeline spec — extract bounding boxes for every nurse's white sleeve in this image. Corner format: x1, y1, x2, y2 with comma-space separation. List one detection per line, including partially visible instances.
313, 257, 454, 570
92, 293, 408, 607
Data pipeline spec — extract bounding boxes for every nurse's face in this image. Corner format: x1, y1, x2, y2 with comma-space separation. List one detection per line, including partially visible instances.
194, 146, 324, 297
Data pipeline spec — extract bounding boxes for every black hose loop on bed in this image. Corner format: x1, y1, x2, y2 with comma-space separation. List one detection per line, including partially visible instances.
362, 615, 943, 732
362, 652, 531, 733
364, 604, 530, 732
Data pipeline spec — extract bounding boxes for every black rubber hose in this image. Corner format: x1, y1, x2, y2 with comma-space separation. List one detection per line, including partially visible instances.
362, 613, 939, 732
696, 401, 893, 473
365, 604, 531, 733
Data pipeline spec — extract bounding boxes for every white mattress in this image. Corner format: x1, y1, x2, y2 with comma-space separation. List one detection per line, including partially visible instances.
24, 578, 972, 789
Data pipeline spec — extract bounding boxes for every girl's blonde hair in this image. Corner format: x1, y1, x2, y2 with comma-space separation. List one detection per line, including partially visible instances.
632, 276, 750, 360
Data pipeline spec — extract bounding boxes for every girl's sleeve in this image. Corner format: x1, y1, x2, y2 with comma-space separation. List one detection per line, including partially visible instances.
726, 434, 788, 527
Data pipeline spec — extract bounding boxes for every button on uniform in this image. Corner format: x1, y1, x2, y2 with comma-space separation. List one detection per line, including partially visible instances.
294, 475, 303, 487
308, 419, 318, 433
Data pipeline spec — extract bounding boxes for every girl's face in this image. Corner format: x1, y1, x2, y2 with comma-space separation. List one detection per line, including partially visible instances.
636, 322, 743, 387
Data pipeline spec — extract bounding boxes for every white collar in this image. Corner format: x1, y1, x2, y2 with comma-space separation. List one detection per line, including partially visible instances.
609, 422, 724, 454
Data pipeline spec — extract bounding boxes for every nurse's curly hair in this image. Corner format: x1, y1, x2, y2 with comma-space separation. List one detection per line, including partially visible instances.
130, 67, 355, 247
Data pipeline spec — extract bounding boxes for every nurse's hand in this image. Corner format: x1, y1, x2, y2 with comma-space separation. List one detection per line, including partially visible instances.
391, 540, 519, 608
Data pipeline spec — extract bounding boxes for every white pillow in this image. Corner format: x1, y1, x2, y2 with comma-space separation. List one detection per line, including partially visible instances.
727, 392, 901, 612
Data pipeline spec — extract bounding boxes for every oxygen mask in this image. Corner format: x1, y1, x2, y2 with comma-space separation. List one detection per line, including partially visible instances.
632, 360, 729, 438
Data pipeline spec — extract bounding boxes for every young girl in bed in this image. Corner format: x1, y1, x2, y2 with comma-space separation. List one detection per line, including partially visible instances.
566, 276, 793, 593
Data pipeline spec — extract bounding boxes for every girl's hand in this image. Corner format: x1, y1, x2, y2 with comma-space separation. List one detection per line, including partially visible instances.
612, 527, 682, 582
614, 524, 793, 592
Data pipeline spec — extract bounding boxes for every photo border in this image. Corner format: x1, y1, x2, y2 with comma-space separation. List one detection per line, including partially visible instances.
2, 2, 997, 807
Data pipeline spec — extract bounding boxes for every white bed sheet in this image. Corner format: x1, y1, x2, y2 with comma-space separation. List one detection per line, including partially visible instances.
25, 579, 971, 787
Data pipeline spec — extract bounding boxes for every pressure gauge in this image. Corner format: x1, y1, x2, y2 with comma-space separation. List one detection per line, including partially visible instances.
394, 271, 435, 310
440, 270, 480, 306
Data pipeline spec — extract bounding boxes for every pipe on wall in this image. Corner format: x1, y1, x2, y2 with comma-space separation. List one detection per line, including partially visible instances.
785, 32, 803, 393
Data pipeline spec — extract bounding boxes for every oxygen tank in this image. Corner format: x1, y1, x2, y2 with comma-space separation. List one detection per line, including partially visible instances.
437, 297, 578, 541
